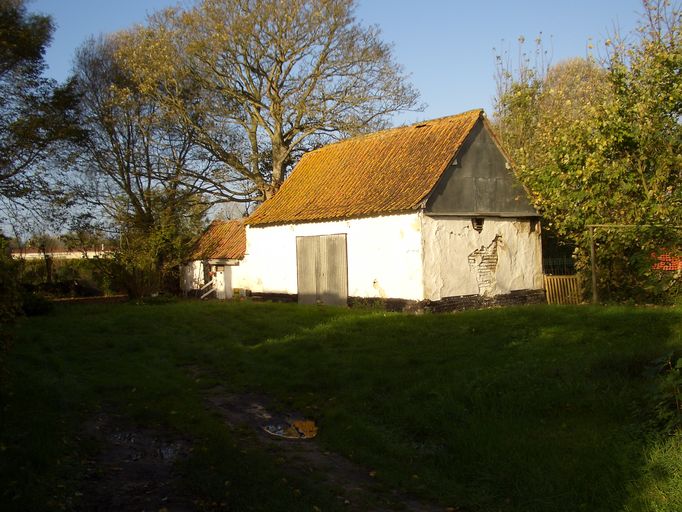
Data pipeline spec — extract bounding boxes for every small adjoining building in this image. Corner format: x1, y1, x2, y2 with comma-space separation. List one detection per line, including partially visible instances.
223, 109, 544, 310
180, 219, 246, 300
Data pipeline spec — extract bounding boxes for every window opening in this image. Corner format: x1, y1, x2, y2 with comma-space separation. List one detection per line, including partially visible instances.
471, 217, 484, 233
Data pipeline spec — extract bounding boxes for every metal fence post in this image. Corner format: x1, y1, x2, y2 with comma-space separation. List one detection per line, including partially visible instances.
590, 226, 598, 304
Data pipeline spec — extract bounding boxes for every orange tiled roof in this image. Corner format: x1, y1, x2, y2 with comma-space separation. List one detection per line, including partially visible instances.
652, 253, 682, 271
190, 219, 246, 260
248, 109, 484, 226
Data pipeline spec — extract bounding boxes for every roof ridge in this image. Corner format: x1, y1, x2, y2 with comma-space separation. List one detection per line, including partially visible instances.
303, 108, 484, 155
207, 218, 246, 226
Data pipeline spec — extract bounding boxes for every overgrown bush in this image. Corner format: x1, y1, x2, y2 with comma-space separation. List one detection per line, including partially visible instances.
575, 237, 682, 305
17, 257, 127, 297
646, 352, 682, 434
20, 292, 54, 316
0, 242, 22, 324
494, 2, 681, 304
16, 253, 185, 300
0, 239, 22, 383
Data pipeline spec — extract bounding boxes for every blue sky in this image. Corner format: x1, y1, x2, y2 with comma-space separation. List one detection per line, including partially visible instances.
32, 0, 644, 125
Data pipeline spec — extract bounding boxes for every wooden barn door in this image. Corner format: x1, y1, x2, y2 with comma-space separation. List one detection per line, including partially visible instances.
296, 236, 318, 304
296, 234, 348, 306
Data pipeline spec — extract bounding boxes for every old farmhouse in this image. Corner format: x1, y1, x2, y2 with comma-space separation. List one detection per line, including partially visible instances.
183, 109, 544, 309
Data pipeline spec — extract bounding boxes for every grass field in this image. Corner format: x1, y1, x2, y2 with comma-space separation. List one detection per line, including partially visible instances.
1, 300, 681, 511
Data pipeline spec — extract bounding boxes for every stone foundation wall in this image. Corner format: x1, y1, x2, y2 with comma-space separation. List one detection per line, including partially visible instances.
249, 292, 298, 303
349, 289, 546, 313
347, 296, 419, 312
421, 289, 546, 313
236, 289, 546, 312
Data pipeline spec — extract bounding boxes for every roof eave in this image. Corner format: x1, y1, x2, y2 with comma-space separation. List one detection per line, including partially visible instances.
247, 208, 422, 228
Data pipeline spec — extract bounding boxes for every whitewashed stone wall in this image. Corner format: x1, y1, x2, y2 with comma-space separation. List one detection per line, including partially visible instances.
180, 260, 205, 291
421, 215, 543, 301
189, 213, 542, 302
234, 213, 425, 300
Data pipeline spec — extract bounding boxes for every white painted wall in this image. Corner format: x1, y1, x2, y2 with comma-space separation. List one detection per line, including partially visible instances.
185, 214, 542, 302
180, 260, 205, 292
421, 215, 543, 301
181, 261, 237, 299
234, 213, 425, 300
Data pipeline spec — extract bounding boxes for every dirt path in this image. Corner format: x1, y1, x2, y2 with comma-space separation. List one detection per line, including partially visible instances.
201, 385, 448, 512
76, 384, 451, 511
78, 413, 194, 511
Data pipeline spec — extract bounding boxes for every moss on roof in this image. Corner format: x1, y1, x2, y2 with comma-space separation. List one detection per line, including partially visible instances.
190, 219, 246, 260
248, 109, 484, 226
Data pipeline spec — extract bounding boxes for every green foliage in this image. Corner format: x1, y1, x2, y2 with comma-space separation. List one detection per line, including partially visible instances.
19, 292, 53, 316
110, 197, 206, 298
68, 37, 211, 298
645, 352, 682, 433
0, 240, 21, 325
0, 0, 82, 205
494, 2, 681, 302
17, 257, 124, 297
0, 238, 21, 385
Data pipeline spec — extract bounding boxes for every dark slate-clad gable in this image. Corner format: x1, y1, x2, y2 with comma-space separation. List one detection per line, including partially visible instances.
426, 120, 537, 217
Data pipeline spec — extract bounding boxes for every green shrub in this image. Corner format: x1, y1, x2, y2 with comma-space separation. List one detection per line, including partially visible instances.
20, 292, 54, 316
17, 257, 127, 297
0, 248, 22, 324
0, 239, 22, 383
646, 352, 682, 434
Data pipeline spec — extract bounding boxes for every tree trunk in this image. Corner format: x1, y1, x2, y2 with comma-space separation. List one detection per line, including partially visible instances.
44, 254, 52, 284
269, 135, 288, 200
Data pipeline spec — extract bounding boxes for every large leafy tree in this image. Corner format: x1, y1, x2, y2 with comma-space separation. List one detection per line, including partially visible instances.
117, 0, 421, 202
0, 0, 80, 210
494, 1, 681, 301
495, 57, 613, 237
0, 0, 81, 339
70, 36, 210, 297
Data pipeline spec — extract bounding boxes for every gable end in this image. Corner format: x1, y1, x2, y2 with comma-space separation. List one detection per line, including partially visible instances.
425, 120, 537, 217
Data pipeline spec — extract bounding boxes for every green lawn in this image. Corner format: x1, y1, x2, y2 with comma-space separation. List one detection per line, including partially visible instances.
1, 300, 681, 511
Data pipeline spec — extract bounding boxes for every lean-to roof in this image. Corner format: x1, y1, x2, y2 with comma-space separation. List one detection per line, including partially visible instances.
189, 219, 246, 260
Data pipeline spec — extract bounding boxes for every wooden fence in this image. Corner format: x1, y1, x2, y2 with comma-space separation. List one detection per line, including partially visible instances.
544, 275, 582, 305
